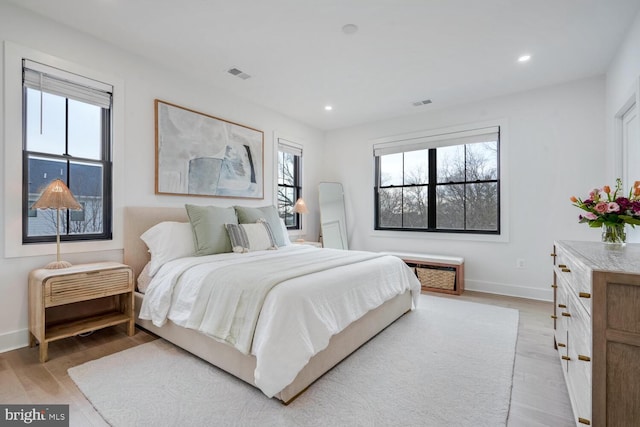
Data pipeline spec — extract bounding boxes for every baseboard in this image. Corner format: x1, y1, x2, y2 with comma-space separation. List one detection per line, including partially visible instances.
465, 279, 552, 301
0, 328, 29, 354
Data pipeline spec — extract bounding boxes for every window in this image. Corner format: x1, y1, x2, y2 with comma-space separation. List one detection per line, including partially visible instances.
277, 140, 302, 229
22, 60, 113, 243
374, 126, 500, 234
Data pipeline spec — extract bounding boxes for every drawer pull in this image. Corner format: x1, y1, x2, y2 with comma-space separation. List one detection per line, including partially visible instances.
562, 355, 571, 361
558, 304, 566, 308
551, 284, 558, 289
550, 253, 557, 257
578, 355, 591, 362
557, 343, 566, 347
561, 312, 571, 317
561, 268, 571, 273
579, 292, 591, 299
578, 417, 591, 425
86, 271, 101, 275
550, 315, 558, 319
558, 264, 567, 268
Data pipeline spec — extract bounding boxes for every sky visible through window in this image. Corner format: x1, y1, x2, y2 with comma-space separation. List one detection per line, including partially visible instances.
380, 142, 497, 185
26, 88, 101, 160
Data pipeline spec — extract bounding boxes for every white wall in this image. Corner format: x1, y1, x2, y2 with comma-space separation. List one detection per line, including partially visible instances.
0, 3, 324, 352
324, 77, 606, 300
606, 10, 640, 243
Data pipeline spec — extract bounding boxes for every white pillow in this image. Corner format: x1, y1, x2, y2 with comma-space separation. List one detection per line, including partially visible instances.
225, 221, 278, 253
140, 221, 195, 276
279, 218, 292, 246
137, 262, 153, 293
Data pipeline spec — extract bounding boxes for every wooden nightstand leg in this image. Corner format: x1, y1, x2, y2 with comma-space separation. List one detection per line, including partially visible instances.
39, 342, 48, 363
124, 291, 135, 336
29, 332, 37, 348
127, 319, 135, 336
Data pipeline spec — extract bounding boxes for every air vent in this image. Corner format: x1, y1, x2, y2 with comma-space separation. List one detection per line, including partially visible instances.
227, 67, 251, 80
412, 99, 432, 107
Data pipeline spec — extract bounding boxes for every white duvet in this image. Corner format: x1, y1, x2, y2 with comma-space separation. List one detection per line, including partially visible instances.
139, 245, 421, 397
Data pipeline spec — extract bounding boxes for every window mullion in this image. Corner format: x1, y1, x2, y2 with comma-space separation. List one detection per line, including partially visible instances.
400, 154, 405, 227
463, 145, 467, 231
427, 149, 437, 229
64, 98, 70, 237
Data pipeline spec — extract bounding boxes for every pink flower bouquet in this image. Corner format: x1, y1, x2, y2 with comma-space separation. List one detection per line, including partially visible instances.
571, 178, 640, 228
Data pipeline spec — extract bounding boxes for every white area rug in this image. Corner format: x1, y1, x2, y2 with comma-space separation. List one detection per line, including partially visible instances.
69, 295, 518, 427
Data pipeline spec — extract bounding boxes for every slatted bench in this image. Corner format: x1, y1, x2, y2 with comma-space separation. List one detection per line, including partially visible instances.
383, 252, 465, 295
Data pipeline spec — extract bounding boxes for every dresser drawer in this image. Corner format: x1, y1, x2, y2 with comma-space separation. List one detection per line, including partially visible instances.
44, 268, 133, 307
555, 246, 592, 315
555, 279, 569, 353
567, 291, 593, 425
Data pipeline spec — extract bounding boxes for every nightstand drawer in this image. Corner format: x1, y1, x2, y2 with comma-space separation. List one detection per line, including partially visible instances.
44, 268, 132, 307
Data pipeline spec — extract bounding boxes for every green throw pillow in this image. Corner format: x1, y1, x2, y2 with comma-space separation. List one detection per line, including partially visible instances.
234, 205, 286, 247
185, 204, 238, 255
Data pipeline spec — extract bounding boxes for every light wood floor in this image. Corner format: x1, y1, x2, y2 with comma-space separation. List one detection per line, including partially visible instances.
0, 291, 574, 426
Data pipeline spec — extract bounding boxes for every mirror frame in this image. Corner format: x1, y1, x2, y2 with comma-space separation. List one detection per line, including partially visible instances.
318, 182, 348, 250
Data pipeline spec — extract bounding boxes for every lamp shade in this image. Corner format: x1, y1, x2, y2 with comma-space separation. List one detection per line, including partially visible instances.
31, 179, 82, 210
31, 179, 83, 269
292, 197, 309, 214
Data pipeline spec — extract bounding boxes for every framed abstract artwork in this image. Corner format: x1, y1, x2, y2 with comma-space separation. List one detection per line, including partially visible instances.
155, 99, 264, 199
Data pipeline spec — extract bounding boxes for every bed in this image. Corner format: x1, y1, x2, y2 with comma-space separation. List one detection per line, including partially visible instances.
124, 206, 420, 403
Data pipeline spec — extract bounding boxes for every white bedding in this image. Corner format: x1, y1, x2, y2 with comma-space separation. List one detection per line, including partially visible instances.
139, 245, 421, 397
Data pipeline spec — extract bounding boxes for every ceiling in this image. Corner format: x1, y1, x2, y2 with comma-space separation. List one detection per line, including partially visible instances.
10, 0, 640, 131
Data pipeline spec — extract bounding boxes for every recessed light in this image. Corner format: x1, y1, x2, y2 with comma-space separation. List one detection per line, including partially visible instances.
324, 105, 333, 111
342, 24, 358, 35
518, 54, 531, 63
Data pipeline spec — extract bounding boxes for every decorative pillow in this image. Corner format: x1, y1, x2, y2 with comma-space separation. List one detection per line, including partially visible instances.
225, 220, 278, 253
234, 205, 287, 247
279, 218, 292, 246
185, 204, 238, 256
140, 221, 195, 276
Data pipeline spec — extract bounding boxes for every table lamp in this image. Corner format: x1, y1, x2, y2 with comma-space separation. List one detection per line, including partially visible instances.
31, 179, 83, 269
292, 197, 308, 242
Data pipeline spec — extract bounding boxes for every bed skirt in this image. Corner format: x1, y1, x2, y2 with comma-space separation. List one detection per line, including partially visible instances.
134, 290, 412, 403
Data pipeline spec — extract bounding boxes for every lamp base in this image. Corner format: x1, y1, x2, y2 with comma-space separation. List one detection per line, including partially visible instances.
44, 260, 72, 269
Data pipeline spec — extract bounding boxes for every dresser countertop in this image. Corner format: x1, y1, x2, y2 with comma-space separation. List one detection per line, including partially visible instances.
555, 240, 640, 275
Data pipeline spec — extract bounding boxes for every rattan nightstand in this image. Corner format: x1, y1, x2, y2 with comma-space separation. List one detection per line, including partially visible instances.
28, 262, 135, 362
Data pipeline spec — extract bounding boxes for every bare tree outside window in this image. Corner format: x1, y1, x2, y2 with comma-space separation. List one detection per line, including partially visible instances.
277, 148, 301, 229
375, 134, 499, 233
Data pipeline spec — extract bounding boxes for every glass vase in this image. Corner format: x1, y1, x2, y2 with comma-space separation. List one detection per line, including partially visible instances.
601, 224, 626, 246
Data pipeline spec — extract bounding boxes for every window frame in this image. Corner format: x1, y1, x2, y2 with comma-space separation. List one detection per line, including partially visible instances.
374, 127, 501, 235
3, 42, 125, 259
277, 140, 303, 230
22, 62, 113, 244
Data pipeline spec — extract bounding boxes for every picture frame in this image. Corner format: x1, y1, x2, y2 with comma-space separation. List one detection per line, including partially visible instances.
155, 99, 264, 199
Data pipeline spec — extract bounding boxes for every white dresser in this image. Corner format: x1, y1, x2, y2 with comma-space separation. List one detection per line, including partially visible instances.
552, 240, 640, 426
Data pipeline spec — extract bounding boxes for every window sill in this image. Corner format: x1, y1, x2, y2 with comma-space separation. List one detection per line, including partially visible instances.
369, 228, 509, 243
5, 239, 122, 259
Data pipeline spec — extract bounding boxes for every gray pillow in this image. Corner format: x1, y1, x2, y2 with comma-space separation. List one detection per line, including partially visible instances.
234, 206, 286, 247
185, 204, 238, 255
225, 220, 278, 253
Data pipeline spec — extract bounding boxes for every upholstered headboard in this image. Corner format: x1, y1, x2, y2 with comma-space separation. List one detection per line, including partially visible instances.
123, 206, 189, 278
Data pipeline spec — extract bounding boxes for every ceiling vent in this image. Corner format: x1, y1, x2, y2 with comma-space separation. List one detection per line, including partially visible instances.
412, 99, 432, 107
227, 67, 251, 80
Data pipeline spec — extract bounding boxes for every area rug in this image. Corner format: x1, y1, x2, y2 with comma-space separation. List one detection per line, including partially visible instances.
69, 295, 519, 427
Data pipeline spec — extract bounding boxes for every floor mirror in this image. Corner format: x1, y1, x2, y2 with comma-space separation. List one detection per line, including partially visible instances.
318, 182, 348, 250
